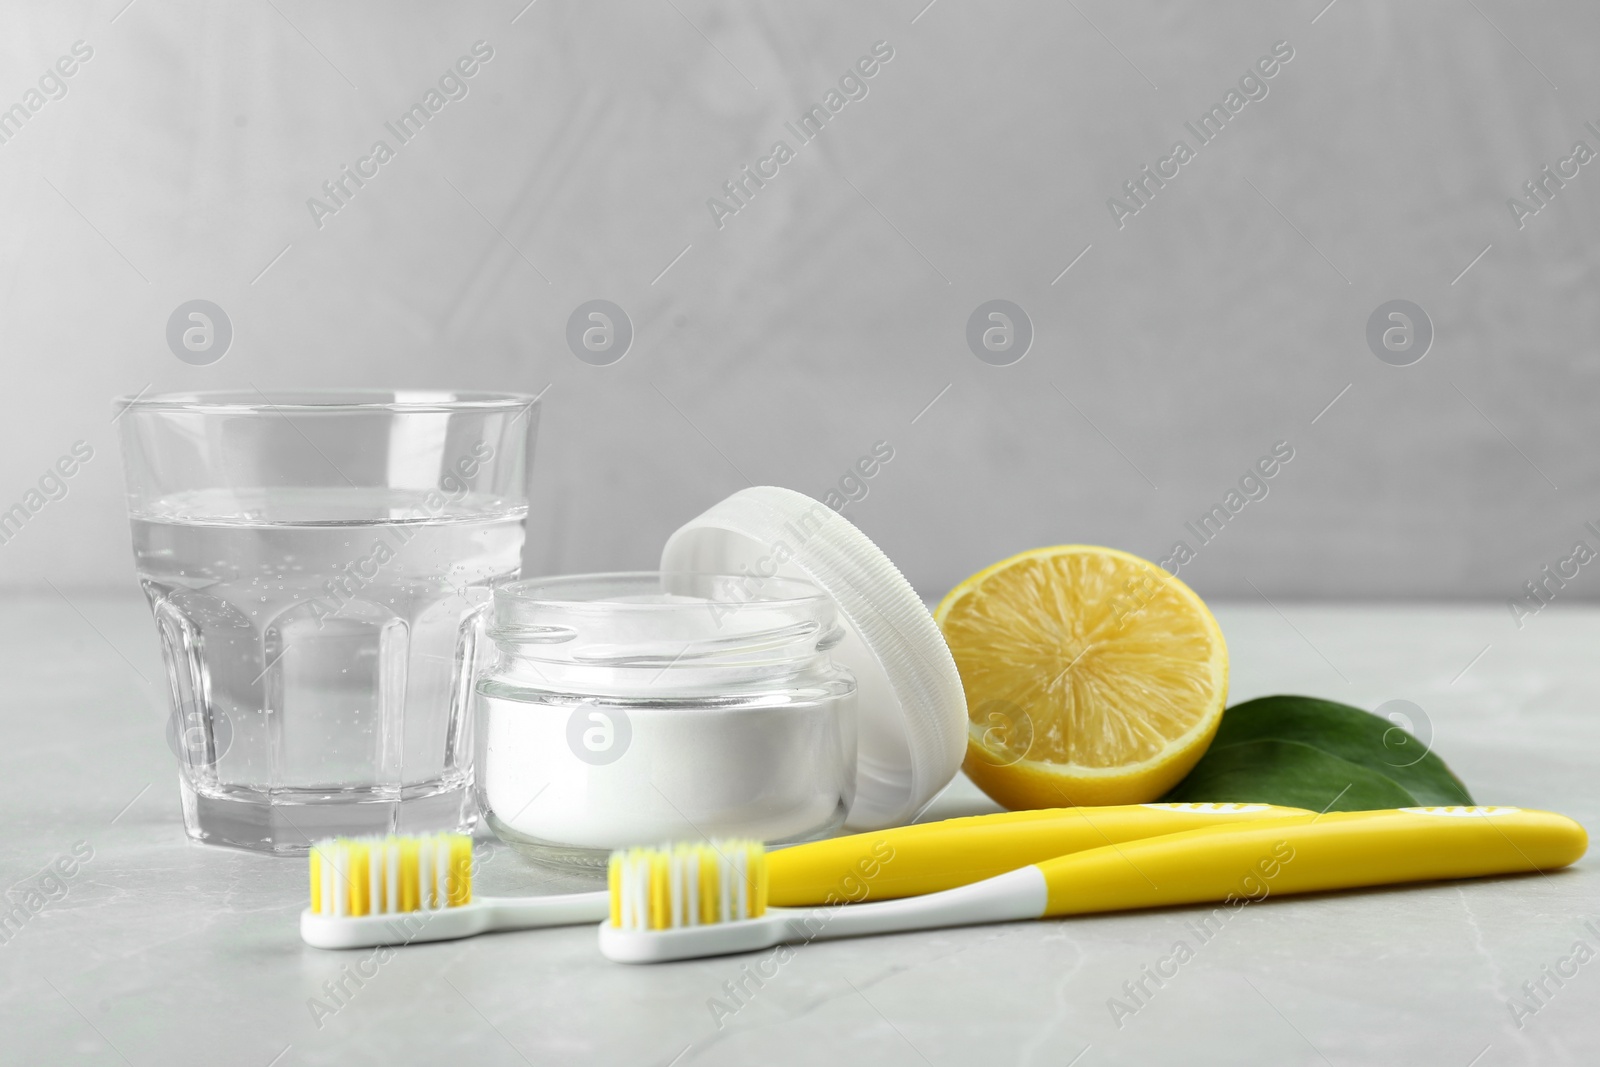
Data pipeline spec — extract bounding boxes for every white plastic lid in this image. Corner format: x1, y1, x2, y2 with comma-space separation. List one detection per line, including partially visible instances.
660, 487, 968, 830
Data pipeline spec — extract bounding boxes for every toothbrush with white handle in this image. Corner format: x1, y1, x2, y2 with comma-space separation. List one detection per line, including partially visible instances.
299, 803, 1309, 949
300, 834, 607, 949
598, 806, 1588, 964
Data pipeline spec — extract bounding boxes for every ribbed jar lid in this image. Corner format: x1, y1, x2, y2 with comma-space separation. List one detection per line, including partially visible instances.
660, 487, 968, 829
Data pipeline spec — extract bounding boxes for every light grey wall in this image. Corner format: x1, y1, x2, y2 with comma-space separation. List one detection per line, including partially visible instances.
2, 0, 1596, 609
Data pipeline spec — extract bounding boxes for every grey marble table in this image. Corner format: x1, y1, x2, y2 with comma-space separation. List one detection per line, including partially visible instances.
2, 595, 1596, 1066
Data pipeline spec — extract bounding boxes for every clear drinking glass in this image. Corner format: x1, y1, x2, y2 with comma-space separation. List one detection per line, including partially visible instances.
115, 389, 537, 853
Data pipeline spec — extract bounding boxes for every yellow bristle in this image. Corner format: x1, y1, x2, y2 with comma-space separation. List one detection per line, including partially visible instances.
310, 847, 323, 914
344, 840, 357, 916
350, 844, 369, 917
608, 854, 622, 927
698, 847, 716, 925
647, 852, 666, 930
399, 838, 419, 912
450, 836, 472, 907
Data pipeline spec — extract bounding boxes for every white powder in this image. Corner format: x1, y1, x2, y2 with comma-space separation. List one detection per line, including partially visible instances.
480, 691, 855, 851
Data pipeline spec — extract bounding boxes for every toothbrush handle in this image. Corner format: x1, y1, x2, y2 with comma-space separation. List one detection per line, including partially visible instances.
767, 802, 1311, 906
785, 866, 1050, 944
300, 892, 609, 949
482, 892, 610, 930
1035, 807, 1587, 916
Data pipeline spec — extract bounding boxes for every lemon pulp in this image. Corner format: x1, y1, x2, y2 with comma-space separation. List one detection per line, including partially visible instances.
934, 545, 1228, 808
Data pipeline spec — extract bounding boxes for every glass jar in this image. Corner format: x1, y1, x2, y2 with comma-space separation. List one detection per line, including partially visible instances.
475, 572, 857, 869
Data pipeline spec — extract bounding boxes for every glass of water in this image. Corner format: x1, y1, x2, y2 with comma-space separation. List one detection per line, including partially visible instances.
115, 390, 537, 853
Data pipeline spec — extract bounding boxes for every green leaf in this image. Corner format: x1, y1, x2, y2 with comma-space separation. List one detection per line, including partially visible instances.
1162, 739, 1419, 812
1207, 695, 1473, 806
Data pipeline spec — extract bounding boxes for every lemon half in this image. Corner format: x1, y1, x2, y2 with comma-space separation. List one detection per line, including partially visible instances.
934, 545, 1228, 808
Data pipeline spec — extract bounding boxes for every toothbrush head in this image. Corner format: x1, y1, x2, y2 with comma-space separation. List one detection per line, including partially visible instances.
302, 833, 612, 950
607, 839, 767, 930
602, 839, 792, 963
308, 833, 473, 918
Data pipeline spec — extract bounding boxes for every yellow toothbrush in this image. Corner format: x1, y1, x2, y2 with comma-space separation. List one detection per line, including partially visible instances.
599, 806, 1588, 963
300, 802, 1305, 948
767, 801, 1309, 905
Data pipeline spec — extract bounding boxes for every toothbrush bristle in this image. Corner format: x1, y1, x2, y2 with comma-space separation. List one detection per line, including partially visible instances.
308, 834, 473, 917
608, 840, 767, 931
